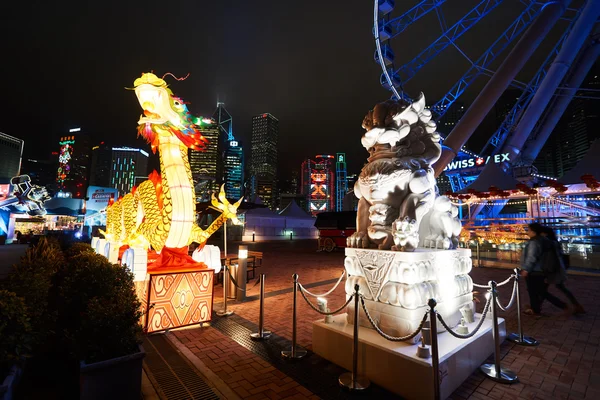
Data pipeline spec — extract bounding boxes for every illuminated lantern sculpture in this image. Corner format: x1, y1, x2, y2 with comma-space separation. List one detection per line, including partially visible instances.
101, 72, 242, 270
97, 73, 243, 333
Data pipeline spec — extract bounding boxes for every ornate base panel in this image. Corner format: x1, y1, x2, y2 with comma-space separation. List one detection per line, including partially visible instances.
142, 270, 214, 333
345, 248, 473, 338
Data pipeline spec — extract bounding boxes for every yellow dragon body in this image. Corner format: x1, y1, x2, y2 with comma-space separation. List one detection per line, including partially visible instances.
103, 73, 241, 264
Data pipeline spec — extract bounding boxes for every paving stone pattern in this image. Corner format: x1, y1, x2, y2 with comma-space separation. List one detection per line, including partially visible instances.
177, 240, 600, 399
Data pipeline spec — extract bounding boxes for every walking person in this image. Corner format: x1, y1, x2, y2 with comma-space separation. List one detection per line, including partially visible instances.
521, 223, 568, 316
541, 226, 585, 314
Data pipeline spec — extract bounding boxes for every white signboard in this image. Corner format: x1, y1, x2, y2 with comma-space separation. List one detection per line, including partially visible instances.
86, 186, 118, 213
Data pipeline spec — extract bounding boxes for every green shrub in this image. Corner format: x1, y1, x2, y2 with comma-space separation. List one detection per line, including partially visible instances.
64, 242, 95, 258
57, 253, 142, 363
3, 237, 64, 350
0, 290, 31, 375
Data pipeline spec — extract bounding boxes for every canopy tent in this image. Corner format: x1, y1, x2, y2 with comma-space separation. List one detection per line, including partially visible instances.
241, 200, 318, 241
560, 140, 600, 184
460, 163, 522, 193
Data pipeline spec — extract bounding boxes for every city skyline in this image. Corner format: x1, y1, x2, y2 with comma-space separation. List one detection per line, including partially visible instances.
2, 0, 579, 179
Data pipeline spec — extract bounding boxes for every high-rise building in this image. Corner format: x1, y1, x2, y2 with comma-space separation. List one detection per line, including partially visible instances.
110, 147, 149, 196
301, 155, 335, 215
223, 140, 244, 200
90, 142, 112, 188
335, 153, 347, 212
189, 122, 221, 201
56, 128, 91, 198
534, 65, 600, 178
21, 158, 55, 188
0, 132, 24, 183
213, 103, 245, 200
251, 113, 278, 208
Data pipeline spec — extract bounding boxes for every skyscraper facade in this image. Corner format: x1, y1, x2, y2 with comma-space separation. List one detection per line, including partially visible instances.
534, 66, 600, 178
56, 128, 91, 198
213, 103, 245, 201
189, 123, 221, 201
301, 155, 335, 215
110, 147, 149, 196
0, 132, 24, 183
251, 113, 278, 208
90, 142, 112, 187
335, 153, 347, 212
223, 140, 244, 200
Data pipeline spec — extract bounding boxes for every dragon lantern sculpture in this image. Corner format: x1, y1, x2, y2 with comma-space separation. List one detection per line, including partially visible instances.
102, 73, 241, 268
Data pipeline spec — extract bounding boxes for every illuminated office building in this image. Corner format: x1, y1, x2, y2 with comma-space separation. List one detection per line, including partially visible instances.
301, 154, 335, 215
223, 140, 244, 200
250, 113, 278, 208
0, 132, 24, 183
335, 153, 347, 212
110, 147, 149, 196
189, 122, 221, 202
56, 128, 91, 198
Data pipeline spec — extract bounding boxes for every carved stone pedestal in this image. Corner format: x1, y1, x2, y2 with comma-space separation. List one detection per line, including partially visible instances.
313, 313, 504, 399
344, 248, 474, 341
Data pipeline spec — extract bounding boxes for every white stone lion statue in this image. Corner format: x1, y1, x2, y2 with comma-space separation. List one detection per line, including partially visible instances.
347, 94, 460, 251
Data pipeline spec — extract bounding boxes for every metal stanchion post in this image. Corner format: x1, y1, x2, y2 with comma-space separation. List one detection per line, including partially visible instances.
339, 285, 370, 391
216, 264, 233, 317
480, 281, 518, 383
251, 274, 271, 340
429, 299, 441, 400
476, 240, 481, 268
507, 269, 539, 346
281, 274, 307, 359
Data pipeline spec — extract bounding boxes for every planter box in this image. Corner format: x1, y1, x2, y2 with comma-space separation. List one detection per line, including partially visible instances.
80, 344, 145, 400
0, 365, 23, 400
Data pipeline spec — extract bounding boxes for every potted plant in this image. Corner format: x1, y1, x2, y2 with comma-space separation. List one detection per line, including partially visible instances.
0, 290, 31, 400
57, 251, 145, 400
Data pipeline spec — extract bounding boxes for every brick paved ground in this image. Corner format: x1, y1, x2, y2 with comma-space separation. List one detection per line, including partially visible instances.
175, 240, 600, 399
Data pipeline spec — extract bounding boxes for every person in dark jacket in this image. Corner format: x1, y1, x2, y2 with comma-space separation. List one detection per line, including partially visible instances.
541, 227, 585, 314
521, 223, 567, 315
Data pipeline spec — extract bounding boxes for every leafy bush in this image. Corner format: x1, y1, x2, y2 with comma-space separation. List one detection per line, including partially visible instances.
2, 238, 64, 350
0, 290, 31, 376
57, 253, 142, 364
64, 242, 95, 258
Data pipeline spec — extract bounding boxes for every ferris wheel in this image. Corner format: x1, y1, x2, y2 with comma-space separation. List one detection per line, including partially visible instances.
373, 0, 599, 194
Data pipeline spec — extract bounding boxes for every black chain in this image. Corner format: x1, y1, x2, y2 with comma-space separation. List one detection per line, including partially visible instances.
360, 296, 428, 342
298, 286, 354, 315
437, 294, 492, 339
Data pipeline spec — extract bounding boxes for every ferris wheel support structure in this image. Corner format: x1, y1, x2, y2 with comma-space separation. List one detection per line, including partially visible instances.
433, 0, 571, 176
501, 0, 600, 167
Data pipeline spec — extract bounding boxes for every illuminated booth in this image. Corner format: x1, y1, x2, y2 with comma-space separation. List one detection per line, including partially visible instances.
96, 73, 242, 332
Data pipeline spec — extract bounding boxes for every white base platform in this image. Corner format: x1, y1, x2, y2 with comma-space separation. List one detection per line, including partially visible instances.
313, 313, 505, 400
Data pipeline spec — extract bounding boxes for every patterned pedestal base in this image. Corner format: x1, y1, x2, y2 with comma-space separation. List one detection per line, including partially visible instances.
136, 270, 214, 333
345, 248, 474, 340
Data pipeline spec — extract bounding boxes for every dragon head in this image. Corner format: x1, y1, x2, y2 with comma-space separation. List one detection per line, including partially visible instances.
133, 72, 209, 152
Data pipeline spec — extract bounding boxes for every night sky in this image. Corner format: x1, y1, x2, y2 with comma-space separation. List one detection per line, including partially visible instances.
1, 0, 572, 177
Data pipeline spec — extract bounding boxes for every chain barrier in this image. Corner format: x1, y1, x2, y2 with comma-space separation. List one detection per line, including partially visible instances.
437, 293, 492, 339
472, 274, 514, 289
298, 270, 346, 298
298, 286, 354, 315
360, 296, 428, 342
496, 278, 518, 312
226, 267, 261, 292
